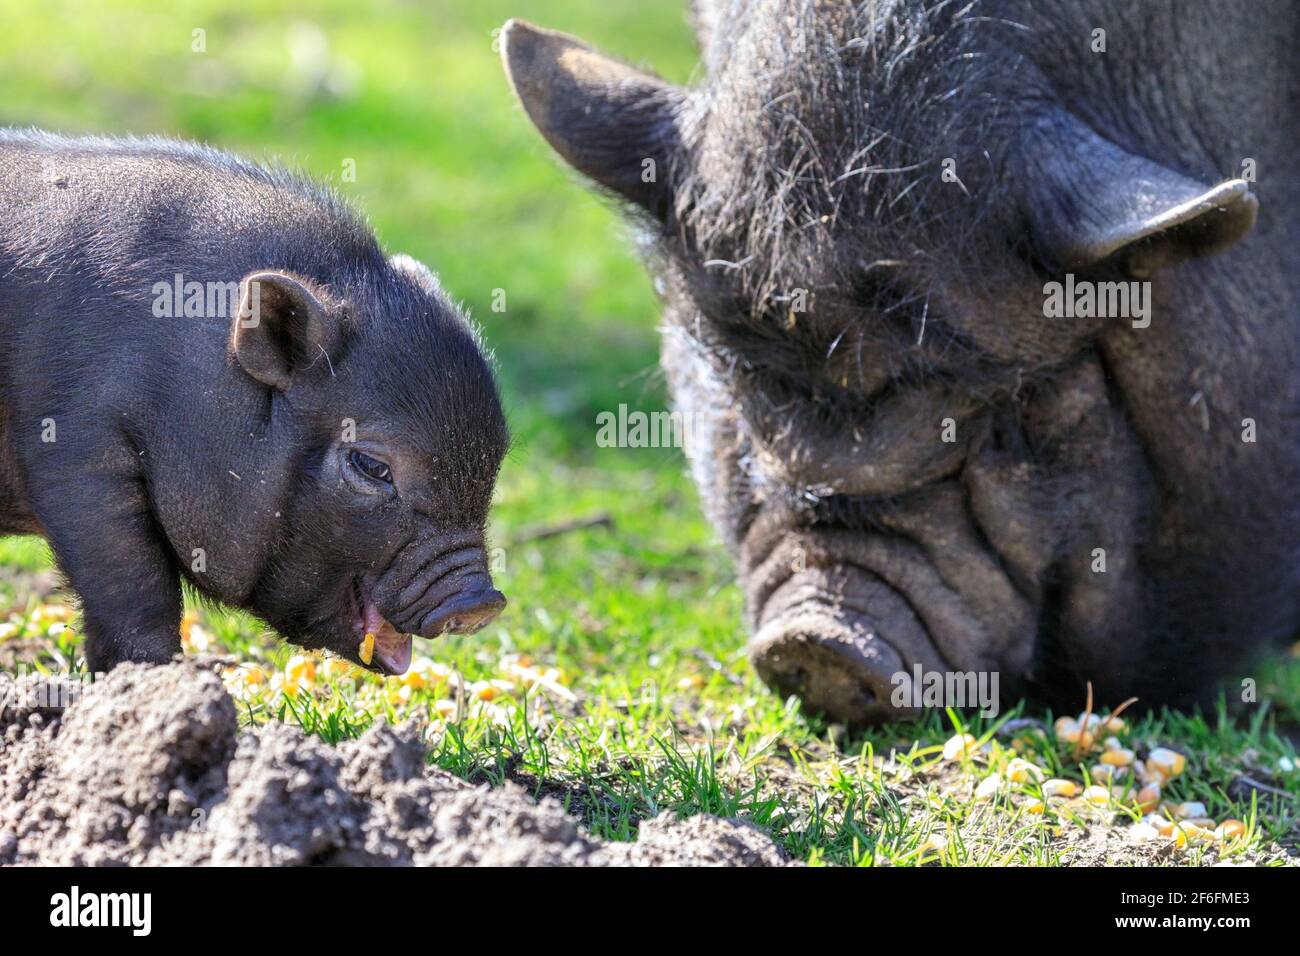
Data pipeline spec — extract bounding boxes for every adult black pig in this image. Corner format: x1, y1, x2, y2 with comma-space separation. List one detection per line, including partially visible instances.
502, 0, 1299, 723
0, 131, 508, 675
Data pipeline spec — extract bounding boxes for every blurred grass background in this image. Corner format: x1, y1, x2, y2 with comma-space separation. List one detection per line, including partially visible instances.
2, 0, 1296, 865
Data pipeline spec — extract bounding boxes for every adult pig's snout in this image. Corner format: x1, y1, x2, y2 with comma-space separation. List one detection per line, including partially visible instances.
748, 565, 948, 726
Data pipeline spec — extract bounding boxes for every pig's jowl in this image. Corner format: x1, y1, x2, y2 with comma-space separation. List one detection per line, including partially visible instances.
502, 0, 1299, 723
0, 131, 508, 676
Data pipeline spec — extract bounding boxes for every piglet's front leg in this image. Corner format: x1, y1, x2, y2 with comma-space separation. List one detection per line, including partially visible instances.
33, 470, 183, 673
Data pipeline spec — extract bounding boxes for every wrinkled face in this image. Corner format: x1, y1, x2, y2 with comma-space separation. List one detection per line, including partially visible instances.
501, 9, 1268, 722
225, 265, 508, 676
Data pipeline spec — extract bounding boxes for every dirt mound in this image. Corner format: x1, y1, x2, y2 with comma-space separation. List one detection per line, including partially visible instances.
0, 662, 793, 866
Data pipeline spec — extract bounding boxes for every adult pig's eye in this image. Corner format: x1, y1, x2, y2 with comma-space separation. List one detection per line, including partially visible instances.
348, 449, 392, 484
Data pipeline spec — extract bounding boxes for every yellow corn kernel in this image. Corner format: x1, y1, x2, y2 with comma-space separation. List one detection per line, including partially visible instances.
400, 669, 427, 690
1042, 778, 1080, 798
918, 833, 947, 855
1024, 798, 1045, 815
1105, 716, 1127, 733
285, 654, 316, 686
677, 675, 705, 690
1144, 814, 1176, 836
1082, 784, 1110, 807
1171, 822, 1208, 847
432, 698, 457, 718
974, 775, 1003, 801
1005, 757, 1045, 783
942, 733, 978, 761
1147, 747, 1186, 778
1134, 784, 1161, 813
1215, 819, 1246, 842
411, 658, 453, 685
321, 657, 354, 680
1053, 717, 1081, 743
1173, 800, 1207, 820
1100, 747, 1134, 767
359, 632, 375, 666
1129, 822, 1161, 843
470, 679, 514, 701
1090, 764, 1124, 785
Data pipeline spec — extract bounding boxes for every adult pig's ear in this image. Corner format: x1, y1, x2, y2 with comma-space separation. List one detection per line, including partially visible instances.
1022, 109, 1258, 274
500, 19, 685, 220
230, 271, 335, 391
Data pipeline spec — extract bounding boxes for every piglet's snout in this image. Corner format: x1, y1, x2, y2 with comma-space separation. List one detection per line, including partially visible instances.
381, 537, 506, 639
418, 584, 506, 637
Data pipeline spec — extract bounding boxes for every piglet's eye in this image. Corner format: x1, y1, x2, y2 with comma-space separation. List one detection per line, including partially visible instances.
348, 449, 392, 484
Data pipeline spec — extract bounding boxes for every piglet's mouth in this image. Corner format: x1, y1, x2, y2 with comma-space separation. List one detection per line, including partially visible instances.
348, 577, 507, 677
352, 583, 412, 676
362, 613, 412, 676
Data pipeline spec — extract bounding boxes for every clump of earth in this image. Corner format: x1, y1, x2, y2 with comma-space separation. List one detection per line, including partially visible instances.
0, 662, 792, 866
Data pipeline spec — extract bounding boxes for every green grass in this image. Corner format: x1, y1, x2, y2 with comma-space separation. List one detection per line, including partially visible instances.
1, 0, 1297, 866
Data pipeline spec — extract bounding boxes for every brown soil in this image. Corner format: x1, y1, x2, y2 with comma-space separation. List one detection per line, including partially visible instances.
0, 662, 793, 866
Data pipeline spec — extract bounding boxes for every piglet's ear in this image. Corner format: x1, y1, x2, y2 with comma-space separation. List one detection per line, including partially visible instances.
230, 271, 334, 391
1023, 109, 1258, 274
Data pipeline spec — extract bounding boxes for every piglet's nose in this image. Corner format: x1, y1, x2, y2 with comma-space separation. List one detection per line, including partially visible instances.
418, 588, 506, 638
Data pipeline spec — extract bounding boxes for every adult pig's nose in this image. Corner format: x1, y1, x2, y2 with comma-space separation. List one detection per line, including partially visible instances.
417, 586, 506, 637
748, 565, 946, 726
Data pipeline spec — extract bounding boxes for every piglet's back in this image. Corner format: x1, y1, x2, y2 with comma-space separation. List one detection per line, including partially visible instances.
0, 129, 384, 330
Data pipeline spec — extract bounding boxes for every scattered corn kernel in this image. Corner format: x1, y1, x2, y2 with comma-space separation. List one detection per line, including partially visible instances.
1147, 747, 1186, 778
1105, 716, 1127, 733
412, 658, 453, 685
1042, 778, 1080, 798
1083, 784, 1110, 806
1134, 784, 1161, 813
1100, 747, 1134, 767
1091, 764, 1126, 785
1053, 717, 1081, 743
1215, 819, 1246, 841
470, 679, 514, 701
285, 654, 316, 686
1170, 822, 1210, 847
942, 733, 978, 761
1005, 757, 1045, 782
1172, 800, 1207, 820
1129, 822, 1161, 842
1145, 814, 1176, 836
1024, 798, 1045, 815
918, 833, 947, 855
974, 775, 1003, 801
321, 658, 354, 680
359, 632, 375, 665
